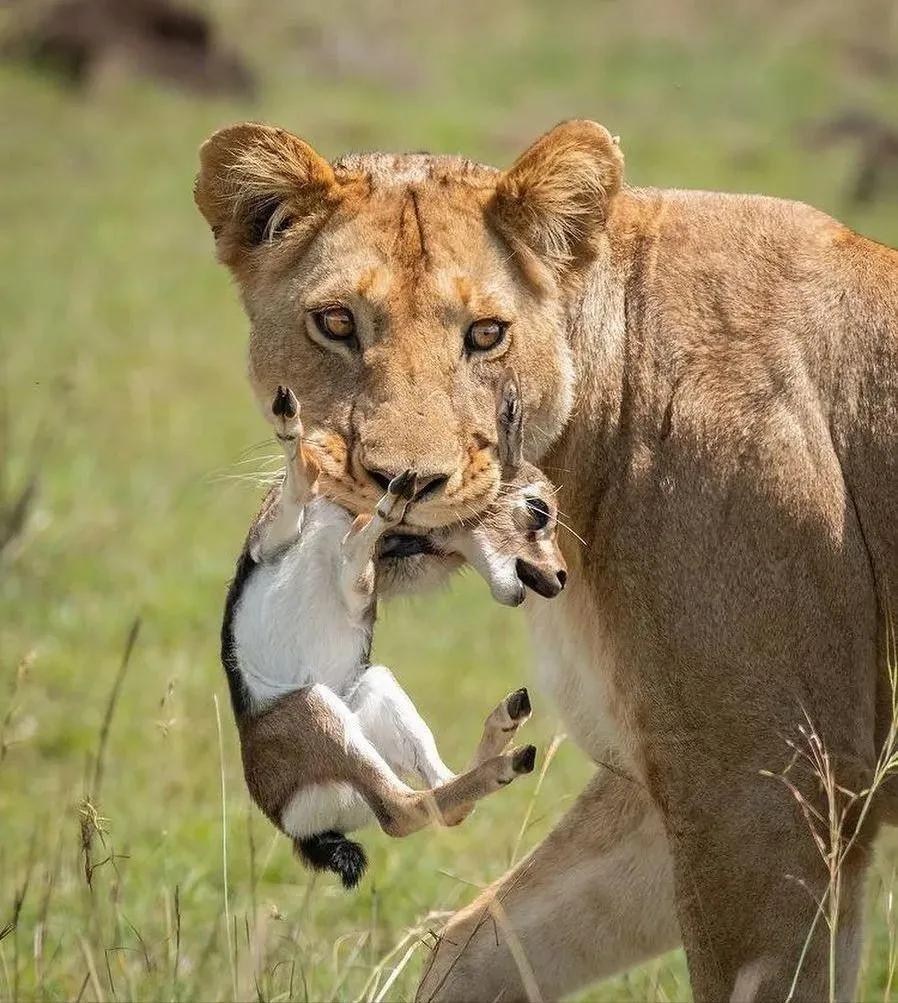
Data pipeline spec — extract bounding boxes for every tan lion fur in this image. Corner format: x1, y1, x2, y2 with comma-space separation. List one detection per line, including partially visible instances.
196, 119, 898, 1002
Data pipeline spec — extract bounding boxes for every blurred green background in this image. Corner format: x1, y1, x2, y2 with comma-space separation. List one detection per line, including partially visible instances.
2, 1, 898, 999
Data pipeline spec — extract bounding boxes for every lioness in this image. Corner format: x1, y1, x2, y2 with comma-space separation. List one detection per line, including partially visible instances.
196, 119, 898, 1002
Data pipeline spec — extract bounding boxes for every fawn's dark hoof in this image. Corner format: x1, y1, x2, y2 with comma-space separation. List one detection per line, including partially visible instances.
387, 468, 418, 500
512, 745, 537, 774
506, 687, 531, 722
272, 385, 298, 418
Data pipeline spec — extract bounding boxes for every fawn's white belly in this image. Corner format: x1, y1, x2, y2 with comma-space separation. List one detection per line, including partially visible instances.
232, 499, 368, 707
230, 498, 388, 838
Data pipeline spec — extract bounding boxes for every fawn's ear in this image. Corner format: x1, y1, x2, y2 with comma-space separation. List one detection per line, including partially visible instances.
194, 123, 338, 268
490, 120, 623, 272
497, 368, 524, 471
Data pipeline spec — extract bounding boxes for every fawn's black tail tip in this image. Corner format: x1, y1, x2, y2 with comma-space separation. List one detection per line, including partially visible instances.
295, 831, 367, 890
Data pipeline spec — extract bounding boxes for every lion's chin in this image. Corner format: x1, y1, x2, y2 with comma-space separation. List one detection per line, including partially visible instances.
376, 547, 465, 599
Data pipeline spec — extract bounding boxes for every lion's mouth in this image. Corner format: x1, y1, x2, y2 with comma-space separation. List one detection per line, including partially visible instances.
377, 531, 443, 560
303, 428, 501, 529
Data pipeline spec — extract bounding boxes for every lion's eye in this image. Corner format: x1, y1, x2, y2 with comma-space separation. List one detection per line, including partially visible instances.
465, 318, 508, 353
314, 306, 356, 341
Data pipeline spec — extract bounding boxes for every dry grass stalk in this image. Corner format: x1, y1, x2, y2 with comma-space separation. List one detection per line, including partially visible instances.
766, 611, 898, 1002
91, 618, 142, 800
0, 650, 35, 766
213, 692, 239, 1001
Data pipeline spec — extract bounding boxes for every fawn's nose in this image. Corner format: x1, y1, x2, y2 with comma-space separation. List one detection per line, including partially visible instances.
364, 466, 449, 502
516, 559, 567, 599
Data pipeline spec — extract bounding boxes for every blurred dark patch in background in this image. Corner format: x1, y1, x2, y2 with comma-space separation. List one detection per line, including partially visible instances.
6, 0, 253, 96
806, 111, 898, 206
2, 0, 897, 210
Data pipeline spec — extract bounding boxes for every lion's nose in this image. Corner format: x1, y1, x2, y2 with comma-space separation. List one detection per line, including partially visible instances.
364, 466, 449, 501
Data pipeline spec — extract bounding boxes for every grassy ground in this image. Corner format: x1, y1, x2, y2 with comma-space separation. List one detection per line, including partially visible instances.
2, 1, 898, 999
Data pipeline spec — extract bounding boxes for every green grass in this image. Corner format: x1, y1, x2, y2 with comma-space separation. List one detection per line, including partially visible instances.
2, 1, 898, 999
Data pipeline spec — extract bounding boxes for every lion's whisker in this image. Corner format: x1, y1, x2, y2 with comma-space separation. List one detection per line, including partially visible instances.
555, 518, 588, 548
234, 437, 277, 460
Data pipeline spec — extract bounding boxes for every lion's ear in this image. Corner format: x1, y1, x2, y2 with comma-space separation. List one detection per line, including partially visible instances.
490, 120, 623, 271
194, 123, 337, 268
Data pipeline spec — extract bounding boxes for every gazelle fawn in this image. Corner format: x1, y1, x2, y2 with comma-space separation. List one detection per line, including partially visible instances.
221, 374, 566, 887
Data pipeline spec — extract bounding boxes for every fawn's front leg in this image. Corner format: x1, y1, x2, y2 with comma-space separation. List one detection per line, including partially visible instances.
339, 469, 417, 619
253, 386, 321, 561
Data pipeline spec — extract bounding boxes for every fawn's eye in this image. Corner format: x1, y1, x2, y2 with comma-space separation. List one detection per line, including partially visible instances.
314, 306, 356, 341
465, 318, 508, 354
513, 494, 552, 534
525, 496, 551, 532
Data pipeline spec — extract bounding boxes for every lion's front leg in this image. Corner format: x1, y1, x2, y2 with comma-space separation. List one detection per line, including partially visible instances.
416, 766, 680, 1003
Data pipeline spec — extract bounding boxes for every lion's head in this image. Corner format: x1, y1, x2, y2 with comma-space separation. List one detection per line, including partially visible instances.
195, 120, 623, 529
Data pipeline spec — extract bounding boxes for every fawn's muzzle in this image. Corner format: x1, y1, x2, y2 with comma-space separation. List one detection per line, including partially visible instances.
516, 559, 566, 599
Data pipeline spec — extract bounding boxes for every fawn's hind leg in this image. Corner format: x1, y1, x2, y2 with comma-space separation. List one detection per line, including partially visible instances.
374, 747, 537, 837
349, 669, 532, 795
265, 684, 419, 841
339, 470, 417, 619
344, 676, 537, 836
440, 688, 533, 826
470, 687, 532, 764
348, 664, 454, 788
263, 685, 534, 841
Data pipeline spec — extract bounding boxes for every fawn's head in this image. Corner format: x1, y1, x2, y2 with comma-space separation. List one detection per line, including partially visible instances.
447, 372, 567, 606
